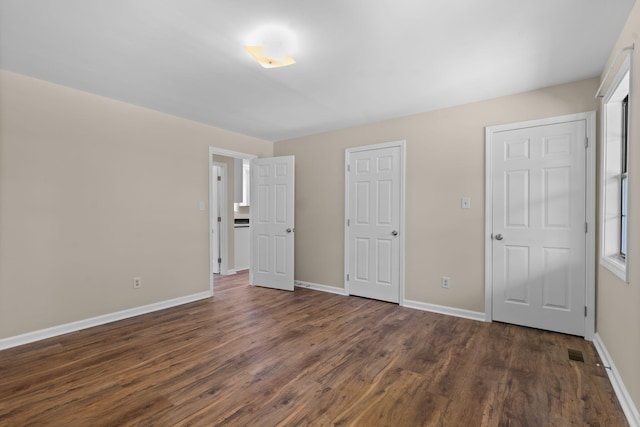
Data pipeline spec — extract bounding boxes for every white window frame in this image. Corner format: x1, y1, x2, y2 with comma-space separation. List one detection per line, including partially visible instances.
600, 54, 632, 283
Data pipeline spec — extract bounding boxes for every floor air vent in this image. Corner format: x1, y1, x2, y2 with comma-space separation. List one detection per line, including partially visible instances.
568, 349, 585, 363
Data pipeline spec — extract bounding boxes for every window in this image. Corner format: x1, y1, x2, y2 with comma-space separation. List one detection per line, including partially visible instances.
601, 56, 631, 282
620, 95, 629, 259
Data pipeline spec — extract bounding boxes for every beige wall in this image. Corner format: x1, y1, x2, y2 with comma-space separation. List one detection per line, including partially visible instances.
0, 70, 272, 339
596, 1, 640, 412
275, 78, 599, 312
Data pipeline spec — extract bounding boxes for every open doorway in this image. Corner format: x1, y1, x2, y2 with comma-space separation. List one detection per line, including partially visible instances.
208, 147, 256, 295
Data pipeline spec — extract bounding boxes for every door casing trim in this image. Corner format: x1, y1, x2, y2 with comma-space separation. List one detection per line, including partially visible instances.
484, 112, 596, 339
344, 140, 406, 305
211, 161, 227, 276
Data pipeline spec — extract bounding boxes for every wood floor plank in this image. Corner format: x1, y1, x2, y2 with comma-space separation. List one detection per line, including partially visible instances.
0, 270, 629, 426
330, 367, 449, 426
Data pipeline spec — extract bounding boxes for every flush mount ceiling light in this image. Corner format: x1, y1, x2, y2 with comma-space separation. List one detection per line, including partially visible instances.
244, 25, 297, 68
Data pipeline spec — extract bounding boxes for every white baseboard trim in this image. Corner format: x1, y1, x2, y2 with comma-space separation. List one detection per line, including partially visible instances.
594, 333, 640, 427
0, 291, 212, 351
402, 299, 485, 322
295, 280, 348, 296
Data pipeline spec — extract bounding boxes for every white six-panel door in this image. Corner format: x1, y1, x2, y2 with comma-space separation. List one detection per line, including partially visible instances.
346, 144, 402, 303
250, 156, 295, 291
491, 120, 586, 336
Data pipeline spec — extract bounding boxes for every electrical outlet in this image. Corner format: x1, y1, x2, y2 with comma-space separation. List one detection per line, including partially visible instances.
133, 277, 142, 289
461, 197, 471, 209
441, 276, 451, 289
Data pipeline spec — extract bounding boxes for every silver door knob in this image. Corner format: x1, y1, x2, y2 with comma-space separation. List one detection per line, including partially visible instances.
286, 228, 293, 233
391, 230, 398, 236
495, 233, 503, 240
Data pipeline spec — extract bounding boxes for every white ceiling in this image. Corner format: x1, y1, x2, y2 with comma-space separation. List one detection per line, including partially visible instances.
0, 0, 635, 142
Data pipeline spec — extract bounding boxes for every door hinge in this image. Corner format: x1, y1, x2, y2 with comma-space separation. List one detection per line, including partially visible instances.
346, 273, 350, 281
585, 222, 588, 233
347, 164, 351, 172
217, 175, 222, 181
585, 137, 589, 148
347, 219, 350, 226
584, 306, 588, 317
218, 257, 222, 264
218, 216, 222, 222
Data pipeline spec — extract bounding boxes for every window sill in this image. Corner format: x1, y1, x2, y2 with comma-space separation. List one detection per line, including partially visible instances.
600, 255, 629, 283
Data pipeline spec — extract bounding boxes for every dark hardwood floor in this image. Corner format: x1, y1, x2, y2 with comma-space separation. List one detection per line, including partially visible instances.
0, 271, 628, 426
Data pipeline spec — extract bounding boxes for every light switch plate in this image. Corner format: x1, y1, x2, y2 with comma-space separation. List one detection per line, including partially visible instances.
462, 197, 471, 209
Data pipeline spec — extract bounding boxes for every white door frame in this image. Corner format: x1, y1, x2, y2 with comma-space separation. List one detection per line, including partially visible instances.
211, 162, 224, 275
344, 140, 406, 305
484, 112, 596, 339
209, 162, 229, 275
208, 146, 257, 295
